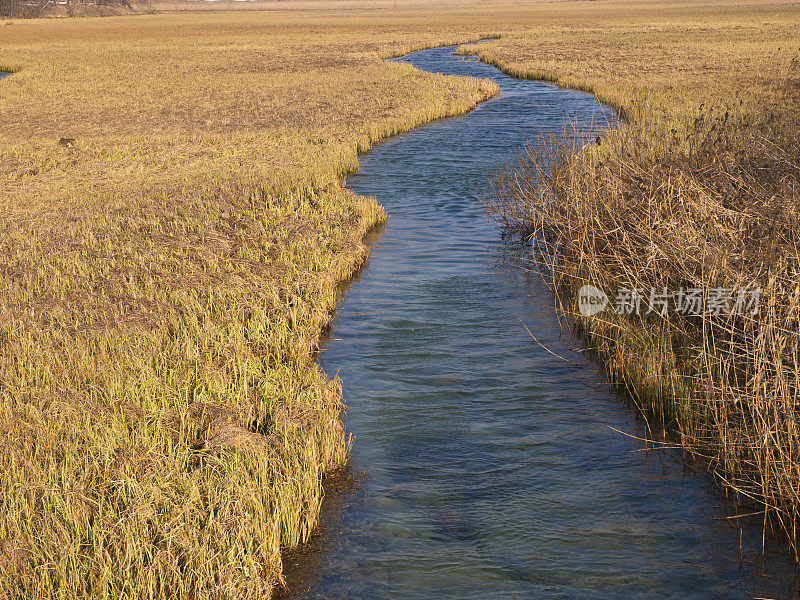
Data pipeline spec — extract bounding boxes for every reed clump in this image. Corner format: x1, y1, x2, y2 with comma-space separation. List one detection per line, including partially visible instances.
486, 59, 800, 552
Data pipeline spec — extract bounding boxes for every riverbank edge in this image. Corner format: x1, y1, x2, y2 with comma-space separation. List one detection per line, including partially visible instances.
460, 42, 800, 555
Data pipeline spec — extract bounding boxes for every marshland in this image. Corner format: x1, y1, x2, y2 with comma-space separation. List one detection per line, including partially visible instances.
0, 1, 799, 598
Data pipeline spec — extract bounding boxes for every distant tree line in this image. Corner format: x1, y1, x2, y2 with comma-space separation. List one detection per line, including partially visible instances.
0, 0, 133, 18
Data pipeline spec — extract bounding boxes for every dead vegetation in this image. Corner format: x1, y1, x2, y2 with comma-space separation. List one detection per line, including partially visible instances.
484, 16, 800, 557
0, 9, 500, 599
2, 0, 799, 596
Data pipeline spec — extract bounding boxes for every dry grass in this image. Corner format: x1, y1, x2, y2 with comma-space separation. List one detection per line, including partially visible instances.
3, 0, 799, 596
0, 8, 501, 599
480, 0, 800, 558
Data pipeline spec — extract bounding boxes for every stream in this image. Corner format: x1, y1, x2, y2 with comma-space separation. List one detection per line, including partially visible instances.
283, 45, 798, 599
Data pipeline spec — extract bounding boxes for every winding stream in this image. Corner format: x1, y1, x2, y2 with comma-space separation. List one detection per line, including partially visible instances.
285, 45, 797, 599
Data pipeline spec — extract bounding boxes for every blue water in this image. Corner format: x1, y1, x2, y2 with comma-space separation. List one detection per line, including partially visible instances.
282, 45, 798, 599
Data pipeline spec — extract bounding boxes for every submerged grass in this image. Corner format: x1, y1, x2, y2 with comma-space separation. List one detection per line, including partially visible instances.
481, 0, 800, 557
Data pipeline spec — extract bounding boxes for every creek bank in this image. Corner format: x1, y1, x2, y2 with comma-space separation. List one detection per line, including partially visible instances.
280, 44, 797, 600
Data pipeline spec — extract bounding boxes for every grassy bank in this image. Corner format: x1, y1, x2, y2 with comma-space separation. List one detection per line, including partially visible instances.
0, 10, 503, 598
477, 0, 800, 555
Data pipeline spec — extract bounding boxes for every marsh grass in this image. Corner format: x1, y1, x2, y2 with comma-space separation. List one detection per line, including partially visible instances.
476, 0, 800, 554
0, 10, 503, 599
486, 85, 800, 554
3, 0, 800, 595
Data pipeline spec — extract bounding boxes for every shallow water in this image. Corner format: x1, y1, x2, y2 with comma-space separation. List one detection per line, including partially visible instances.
286, 46, 798, 599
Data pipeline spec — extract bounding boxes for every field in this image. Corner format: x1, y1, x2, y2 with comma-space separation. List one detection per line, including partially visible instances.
0, 8, 500, 598
1, 0, 799, 597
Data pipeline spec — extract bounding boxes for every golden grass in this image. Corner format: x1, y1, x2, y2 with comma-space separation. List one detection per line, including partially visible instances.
462, 0, 800, 118
0, 9, 502, 599
2, 0, 799, 596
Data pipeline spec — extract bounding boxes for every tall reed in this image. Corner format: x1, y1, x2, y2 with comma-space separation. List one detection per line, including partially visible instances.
486, 99, 800, 553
